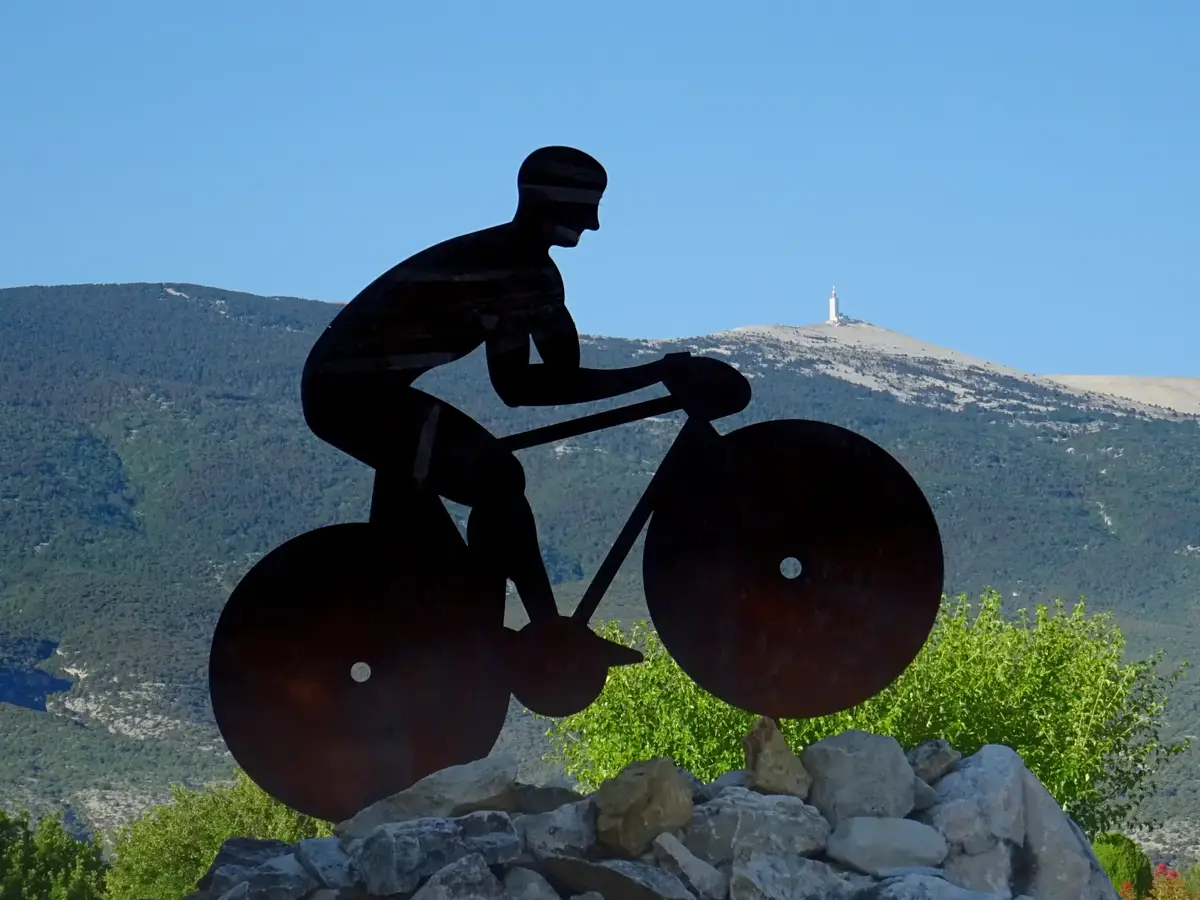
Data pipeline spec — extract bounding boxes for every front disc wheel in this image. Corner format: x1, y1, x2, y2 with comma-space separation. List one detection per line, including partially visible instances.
642, 418, 944, 720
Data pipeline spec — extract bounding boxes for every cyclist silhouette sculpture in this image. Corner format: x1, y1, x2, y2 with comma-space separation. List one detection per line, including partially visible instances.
302, 146, 656, 680
209, 146, 948, 824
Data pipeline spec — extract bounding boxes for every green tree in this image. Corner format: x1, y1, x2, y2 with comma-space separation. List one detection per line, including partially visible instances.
0, 808, 107, 900
103, 770, 333, 900
1092, 832, 1153, 899
538, 589, 1191, 839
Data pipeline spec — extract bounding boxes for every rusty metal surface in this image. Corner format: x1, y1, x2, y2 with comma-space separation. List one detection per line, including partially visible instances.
208, 523, 509, 823
643, 419, 944, 720
208, 145, 946, 823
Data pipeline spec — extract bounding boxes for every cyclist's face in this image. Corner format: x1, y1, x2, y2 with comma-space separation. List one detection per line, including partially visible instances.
551, 226, 583, 247
550, 201, 600, 246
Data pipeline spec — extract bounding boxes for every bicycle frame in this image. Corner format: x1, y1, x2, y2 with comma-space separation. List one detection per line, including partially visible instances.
497, 393, 728, 626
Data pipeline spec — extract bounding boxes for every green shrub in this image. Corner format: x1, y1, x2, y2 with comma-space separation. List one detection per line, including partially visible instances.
1182, 857, 1200, 894
537, 589, 1191, 840
0, 807, 108, 900
1092, 832, 1152, 898
102, 770, 333, 900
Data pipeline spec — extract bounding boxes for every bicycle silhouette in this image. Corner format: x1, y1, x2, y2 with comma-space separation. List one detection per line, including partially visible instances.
208, 145, 944, 823
209, 349, 945, 823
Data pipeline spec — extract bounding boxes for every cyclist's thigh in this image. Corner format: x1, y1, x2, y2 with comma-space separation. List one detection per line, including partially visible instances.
302, 374, 427, 471
421, 396, 524, 506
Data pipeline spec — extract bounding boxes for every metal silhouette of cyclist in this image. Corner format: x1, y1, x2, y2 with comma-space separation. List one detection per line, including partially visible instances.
301, 146, 682, 681
210, 145, 948, 824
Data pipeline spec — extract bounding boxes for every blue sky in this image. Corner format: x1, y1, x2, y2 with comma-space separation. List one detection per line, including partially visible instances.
2, 2, 1196, 376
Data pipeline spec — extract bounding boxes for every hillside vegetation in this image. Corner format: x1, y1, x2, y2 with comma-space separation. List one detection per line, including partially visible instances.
1, 281, 1198, 835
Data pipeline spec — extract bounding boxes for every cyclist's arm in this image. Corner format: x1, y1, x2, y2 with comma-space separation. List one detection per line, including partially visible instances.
487, 306, 665, 408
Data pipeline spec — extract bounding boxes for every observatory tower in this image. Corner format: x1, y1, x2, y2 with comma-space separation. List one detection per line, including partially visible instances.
827, 285, 844, 325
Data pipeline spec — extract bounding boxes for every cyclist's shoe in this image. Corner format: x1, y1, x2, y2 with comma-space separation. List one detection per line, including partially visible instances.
507, 616, 645, 716
513, 615, 643, 670
577, 626, 644, 669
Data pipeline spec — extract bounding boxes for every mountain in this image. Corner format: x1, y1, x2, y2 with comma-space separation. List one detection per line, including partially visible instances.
1042, 374, 1200, 416
2, 282, 1199, 849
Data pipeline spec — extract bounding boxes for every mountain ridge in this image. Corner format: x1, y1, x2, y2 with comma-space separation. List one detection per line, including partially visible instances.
14, 278, 1198, 417
718, 319, 1200, 420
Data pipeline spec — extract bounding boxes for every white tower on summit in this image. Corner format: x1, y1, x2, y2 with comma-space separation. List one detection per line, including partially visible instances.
827, 285, 842, 325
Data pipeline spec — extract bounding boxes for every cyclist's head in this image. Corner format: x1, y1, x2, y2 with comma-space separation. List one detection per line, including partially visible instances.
515, 146, 607, 247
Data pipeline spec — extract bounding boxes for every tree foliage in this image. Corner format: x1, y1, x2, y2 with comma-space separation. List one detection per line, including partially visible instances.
102, 770, 332, 900
0, 808, 107, 900
1094, 831, 1154, 899
538, 589, 1192, 839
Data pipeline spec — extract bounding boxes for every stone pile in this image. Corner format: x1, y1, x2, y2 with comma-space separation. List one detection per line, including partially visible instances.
185, 721, 1119, 900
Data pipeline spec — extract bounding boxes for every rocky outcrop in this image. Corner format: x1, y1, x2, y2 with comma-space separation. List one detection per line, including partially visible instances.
189, 721, 1119, 900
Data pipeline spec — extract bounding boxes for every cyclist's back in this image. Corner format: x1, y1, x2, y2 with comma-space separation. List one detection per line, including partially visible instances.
303, 223, 559, 397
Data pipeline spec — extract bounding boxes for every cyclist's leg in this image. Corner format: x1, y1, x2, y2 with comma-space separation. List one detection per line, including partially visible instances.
418, 398, 560, 623
301, 372, 463, 546
304, 372, 558, 622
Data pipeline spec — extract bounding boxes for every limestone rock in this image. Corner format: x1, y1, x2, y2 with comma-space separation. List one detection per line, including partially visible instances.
190, 729, 1114, 900
702, 768, 749, 801
652, 831, 729, 900
513, 782, 585, 815
1020, 766, 1104, 900
742, 716, 811, 799
913, 773, 940, 811
196, 838, 295, 894
411, 852, 504, 900
800, 729, 916, 827
876, 865, 952, 879
503, 865, 563, 900
874, 873, 1010, 898
210, 853, 317, 900
729, 854, 865, 900
680, 787, 829, 868
1065, 816, 1124, 900
825, 816, 949, 875
920, 744, 1026, 855
592, 757, 694, 858
515, 799, 598, 862
538, 854, 695, 900
908, 738, 963, 783
941, 839, 1013, 894
347, 810, 521, 896
294, 836, 353, 890
336, 755, 521, 842
675, 766, 709, 804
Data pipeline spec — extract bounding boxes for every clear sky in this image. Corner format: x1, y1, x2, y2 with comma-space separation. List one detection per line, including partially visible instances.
2, 2, 1196, 376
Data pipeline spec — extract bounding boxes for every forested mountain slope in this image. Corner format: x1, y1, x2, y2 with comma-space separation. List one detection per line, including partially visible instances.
2, 282, 1198, 839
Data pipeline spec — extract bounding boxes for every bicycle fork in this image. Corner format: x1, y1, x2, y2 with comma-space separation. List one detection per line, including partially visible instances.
572, 416, 728, 626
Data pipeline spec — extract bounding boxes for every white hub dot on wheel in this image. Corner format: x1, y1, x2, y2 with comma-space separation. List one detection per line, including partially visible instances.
779, 557, 803, 579
350, 662, 372, 683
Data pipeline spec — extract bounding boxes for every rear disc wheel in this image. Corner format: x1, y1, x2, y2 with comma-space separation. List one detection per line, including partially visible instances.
208, 522, 510, 823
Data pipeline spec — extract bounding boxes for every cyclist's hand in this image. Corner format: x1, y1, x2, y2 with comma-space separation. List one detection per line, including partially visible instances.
658, 351, 691, 386
660, 353, 751, 421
